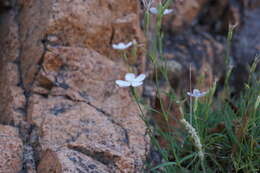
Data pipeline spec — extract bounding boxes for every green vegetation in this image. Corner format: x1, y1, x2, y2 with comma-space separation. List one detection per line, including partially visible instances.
135, 1, 260, 172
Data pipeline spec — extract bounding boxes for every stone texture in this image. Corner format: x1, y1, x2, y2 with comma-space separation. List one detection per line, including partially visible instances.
165, 0, 208, 32
15, 0, 148, 172
37, 147, 111, 173
233, 7, 260, 64
230, 3, 260, 95
198, 0, 241, 34
0, 4, 37, 173
0, 125, 23, 173
27, 46, 148, 172
18, 0, 146, 90
1, 0, 149, 173
151, 28, 225, 94
0, 6, 26, 127
0, 63, 26, 125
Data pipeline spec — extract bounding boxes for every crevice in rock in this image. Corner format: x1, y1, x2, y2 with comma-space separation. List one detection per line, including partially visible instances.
68, 144, 118, 171
109, 24, 115, 45
11, 1, 48, 172
38, 92, 130, 147
67, 92, 130, 146
30, 91, 131, 170
87, 102, 130, 146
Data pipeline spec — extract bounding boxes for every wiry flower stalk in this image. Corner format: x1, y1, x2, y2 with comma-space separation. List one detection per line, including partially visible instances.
180, 118, 204, 161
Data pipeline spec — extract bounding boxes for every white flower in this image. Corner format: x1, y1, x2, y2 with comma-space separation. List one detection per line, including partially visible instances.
141, 0, 153, 10
149, 7, 173, 15
149, 7, 158, 14
116, 73, 146, 87
163, 9, 173, 15
112, 42, 133, 50
187, 89, 207, 98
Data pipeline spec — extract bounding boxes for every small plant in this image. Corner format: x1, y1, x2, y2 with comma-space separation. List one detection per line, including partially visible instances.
115, 0, 259, 172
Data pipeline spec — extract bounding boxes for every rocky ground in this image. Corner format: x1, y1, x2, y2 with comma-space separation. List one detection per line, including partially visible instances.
0, 0, 259, 173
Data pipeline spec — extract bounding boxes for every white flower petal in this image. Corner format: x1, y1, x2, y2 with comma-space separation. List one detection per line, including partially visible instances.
187, 92, 193, 97
188, 89, 208, 98
125, 73, 136, 81
112, 42, 132, 50
134, 74, 146, 82
125, 42, 133, 49
131, 81, 143, 87
112, 43, 122, 50
149, 7, 158, 14
115, 80, 131, 87
112, 45, 116, 49
193, 89, 200, 95
163, 9, 173, 15
200, 91, 208, 96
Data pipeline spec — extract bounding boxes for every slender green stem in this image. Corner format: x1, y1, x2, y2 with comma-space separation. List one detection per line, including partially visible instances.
131, 87, 146, 120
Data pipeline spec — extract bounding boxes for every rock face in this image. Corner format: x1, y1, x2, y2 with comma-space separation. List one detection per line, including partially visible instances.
230, 2, 260, 95
166, 0, 209, 33
233, 3, 260, 64
18, 0, 146, 89
162, 28, 225, 93
28, 47, 148, 172
0, 0, 148, 172
0, 125, 23, 173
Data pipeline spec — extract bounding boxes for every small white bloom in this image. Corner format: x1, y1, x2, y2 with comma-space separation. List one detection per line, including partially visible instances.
141, 0, 153, 10
116, 73, 146, 87
163, 9, 173, 15
187, 89, 207, 98
149, 7, 158, 14
149, 7, 173, 15
112, 42, 133, 50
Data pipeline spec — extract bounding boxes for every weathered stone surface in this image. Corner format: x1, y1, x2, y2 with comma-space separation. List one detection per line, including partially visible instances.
0, 63, 26, 125
198, 0, 242, 34
15, 0, 149, 171
0, 10, 19, 63
229, 4, 260, 95
1, 0, 148, 172
0, 125, 23, 173
233, 7, 260, 64
0, 5, 37, 173
156, 28, 224, 93
0, 9, 26, 126
37, 147, 111, 173
18, 0, 146, 89
165, 0, 208, 32
27, 46, 148, 172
